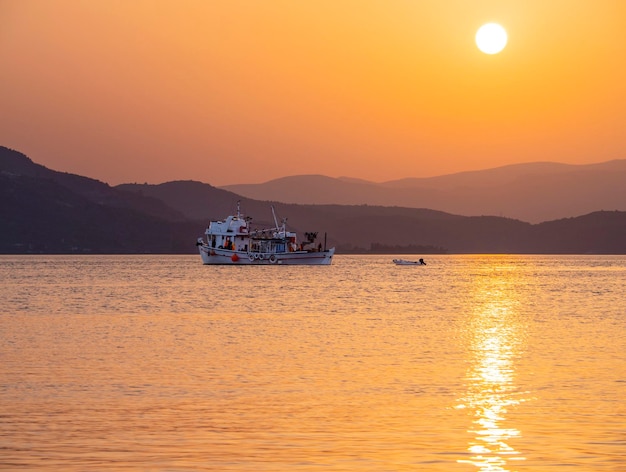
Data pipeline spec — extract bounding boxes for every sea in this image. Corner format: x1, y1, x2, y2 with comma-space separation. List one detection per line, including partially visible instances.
1, 254, 625, 471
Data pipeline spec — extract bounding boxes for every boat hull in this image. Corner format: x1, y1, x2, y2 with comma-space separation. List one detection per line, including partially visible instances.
199, 245, 335, 265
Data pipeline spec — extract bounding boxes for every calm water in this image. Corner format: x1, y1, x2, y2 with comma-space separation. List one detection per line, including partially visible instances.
1, 255, 625, 471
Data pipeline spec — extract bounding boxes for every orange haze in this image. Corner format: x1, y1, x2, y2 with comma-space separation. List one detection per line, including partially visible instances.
1, 1, 625, 186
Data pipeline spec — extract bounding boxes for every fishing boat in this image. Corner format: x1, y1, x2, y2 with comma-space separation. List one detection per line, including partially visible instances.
393, 258, 427, 266
196, 202, 335, 265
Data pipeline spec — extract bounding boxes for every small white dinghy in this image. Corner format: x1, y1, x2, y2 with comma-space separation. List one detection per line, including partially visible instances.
393, 258, 427, 266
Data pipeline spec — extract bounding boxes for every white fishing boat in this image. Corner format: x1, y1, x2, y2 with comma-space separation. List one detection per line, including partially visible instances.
393, 258, 427, 266
196, 203, 335, 265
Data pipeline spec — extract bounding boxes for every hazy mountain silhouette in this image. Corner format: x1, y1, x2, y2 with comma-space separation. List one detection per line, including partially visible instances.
119, 181, 626, 254
3, 145, 626, 254
0, 146, 196, 253
221, 160, 626, 223
0, 146, 185, 222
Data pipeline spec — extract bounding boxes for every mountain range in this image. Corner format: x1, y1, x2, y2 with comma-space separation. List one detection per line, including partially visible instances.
221, 160, 626, 223
2, 145, 626, 254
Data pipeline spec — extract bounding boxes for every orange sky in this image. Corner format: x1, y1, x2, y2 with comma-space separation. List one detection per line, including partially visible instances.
1, 0, 625, 186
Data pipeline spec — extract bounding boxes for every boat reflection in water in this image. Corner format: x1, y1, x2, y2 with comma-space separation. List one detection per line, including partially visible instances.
456, 268, 530, 471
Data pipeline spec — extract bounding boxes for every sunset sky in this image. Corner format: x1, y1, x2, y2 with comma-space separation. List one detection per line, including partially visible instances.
1, 0, 625, 186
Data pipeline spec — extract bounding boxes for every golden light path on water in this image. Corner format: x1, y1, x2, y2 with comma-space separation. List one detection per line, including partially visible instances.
457, 263, 530, 471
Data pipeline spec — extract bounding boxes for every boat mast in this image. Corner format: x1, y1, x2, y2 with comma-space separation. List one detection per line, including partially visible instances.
271, 205, 279, 229
271, 205, 287, 236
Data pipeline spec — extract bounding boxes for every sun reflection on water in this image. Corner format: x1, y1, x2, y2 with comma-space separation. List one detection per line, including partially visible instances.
457, 268, 529, 471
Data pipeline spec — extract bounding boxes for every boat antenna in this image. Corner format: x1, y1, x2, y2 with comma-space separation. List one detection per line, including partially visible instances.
271, 205, 279, 229
237, 200, 241, 219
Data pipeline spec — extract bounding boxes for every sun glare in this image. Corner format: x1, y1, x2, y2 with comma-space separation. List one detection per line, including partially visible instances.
475, 23, 508, 55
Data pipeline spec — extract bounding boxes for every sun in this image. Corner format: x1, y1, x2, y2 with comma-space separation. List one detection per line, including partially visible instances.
475, 23, 508, 55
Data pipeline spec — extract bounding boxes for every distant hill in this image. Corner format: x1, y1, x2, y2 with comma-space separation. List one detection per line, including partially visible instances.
119, 180, 626, 254
0, 146, 185, 222
221, 160, 626, 223
0, 146, 196, 253
117, 180, 257, 222
3, 145, 626, 254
